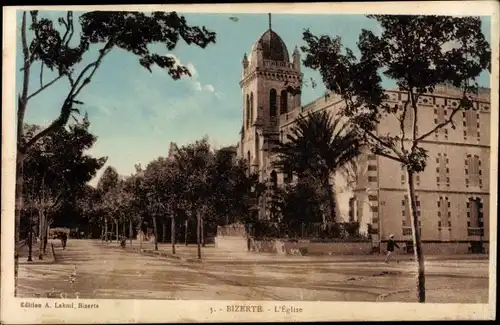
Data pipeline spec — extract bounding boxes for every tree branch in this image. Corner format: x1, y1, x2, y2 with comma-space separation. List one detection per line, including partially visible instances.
364, 129, 404, 159
415, 85, 469, 142
24, 40, 114, 151
18, 12, 30, 153
27, 75, 64, 101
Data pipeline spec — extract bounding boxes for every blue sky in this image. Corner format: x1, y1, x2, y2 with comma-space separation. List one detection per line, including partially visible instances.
15, 11, 491, 185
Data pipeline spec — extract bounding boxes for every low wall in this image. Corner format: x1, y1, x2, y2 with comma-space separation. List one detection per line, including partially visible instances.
214, 236, 248, 251
249, 240, 487, 256
420, 243, 470, 255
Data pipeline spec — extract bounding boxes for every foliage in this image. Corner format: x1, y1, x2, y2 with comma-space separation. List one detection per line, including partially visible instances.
22, 117, 106, 229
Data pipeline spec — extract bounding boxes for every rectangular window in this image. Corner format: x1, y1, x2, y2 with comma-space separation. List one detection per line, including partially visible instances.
370, 206, 379, 212
368, 195, 378, 201
368, 165, 377, 171
368, 176, 377, 182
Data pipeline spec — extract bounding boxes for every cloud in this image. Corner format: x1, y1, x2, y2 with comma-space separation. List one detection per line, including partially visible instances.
186, 63, 198, 78
204, 84, 215, 93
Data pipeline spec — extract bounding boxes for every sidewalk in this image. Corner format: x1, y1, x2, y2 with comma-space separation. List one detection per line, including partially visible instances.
122, 241, 489, 264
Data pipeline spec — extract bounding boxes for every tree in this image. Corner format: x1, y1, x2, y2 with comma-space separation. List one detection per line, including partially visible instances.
96, 166, 120, 243
300, 15, 491, 302
272, 110, 362, 225
22, 117, 106, 260
15, 10, 216, 288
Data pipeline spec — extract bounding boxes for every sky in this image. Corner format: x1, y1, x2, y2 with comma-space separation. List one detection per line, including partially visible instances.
14, 11, 491, 186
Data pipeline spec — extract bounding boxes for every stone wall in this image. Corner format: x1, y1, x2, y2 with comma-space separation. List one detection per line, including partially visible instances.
247, 239, 488, 256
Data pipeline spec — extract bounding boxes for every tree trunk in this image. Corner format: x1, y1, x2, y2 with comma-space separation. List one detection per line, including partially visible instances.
152, 216, 158, 251
27, 217, 33, 262
201, 217, 205, 247
184, 219, 189, 246
162, 221, 167, 243
38, 211, 44, 260
196, 214, 202, 259
115, 220, 119, 243
405, 167, 426, 303
326, 183, 336, 225
122, 221, 126, 241
171, 216, 176, 254
138, 218, 143, 249
129, 218, 133, 247
101, 218, 105, 241
43, 222, 50, 254
104, 220, 108, 243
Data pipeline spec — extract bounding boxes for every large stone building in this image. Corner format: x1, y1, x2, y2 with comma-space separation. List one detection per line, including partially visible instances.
236, 21, 491, 252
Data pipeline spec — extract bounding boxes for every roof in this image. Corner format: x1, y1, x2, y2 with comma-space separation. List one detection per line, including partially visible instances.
251, 29, 290, 62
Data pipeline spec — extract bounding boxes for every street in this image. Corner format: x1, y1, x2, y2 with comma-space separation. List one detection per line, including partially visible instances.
17, 240, 489, 303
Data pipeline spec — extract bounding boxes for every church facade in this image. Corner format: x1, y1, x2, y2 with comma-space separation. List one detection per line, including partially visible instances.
235, 23, 491, 251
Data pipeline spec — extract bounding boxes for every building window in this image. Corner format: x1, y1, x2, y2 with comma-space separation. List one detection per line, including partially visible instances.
467, 197, 484, 236
280, 89, 288, 115
250, 92, 254, 124
280, 130, 284, 143
436, 153, 450, 187
368, 195, 378, 201
246, 94, 250, 129
463, 110, 480, 141
465, 154, 482, 188
368, 165, 377, 171
283, 166, 292, 184
437, 196, 451, 230
270, 89, 277, 118
403, 106, 415, 134
402, 195, 421, 233
348, 197, 356, 222
368, 176, 377, 182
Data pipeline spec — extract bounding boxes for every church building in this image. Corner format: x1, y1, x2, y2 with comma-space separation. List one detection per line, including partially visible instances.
235, 16, 491, 253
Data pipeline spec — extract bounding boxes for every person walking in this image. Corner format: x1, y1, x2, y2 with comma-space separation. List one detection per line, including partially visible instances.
385, 234, 400, 263
61, 232, 68, 250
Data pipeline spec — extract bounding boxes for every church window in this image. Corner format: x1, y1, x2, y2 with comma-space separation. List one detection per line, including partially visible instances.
280, 89, 288, 115
246, 94, 250, 129
270, 89, 277, 118
250, 92, 254, 125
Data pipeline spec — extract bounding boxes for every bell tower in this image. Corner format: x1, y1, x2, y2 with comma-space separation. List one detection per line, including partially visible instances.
239, 13, 302, 183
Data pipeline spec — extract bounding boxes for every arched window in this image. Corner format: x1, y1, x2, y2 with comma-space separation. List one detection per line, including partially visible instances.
465, 154, 482, 188
246, 94, 250, 129
255, 133, 260, 169
280, 89, 288, 115
250, 92, 254, 125
467, 197, 483, 234
269, 89, 277, 118
247, 151, 251, 171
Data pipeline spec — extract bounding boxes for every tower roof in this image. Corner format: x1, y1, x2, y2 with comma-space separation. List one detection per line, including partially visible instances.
251, 29, 290, 62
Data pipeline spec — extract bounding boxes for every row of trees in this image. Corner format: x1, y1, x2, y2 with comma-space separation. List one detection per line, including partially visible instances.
82, 138, 264, 259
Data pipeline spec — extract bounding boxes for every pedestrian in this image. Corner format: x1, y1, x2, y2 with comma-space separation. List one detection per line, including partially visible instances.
61, 232, 68, 250
385, 234, 400, 263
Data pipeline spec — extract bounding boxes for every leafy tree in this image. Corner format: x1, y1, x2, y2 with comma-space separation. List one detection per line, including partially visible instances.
272, 110, 361, 225
15, 10, 216, 285
22, 117, 106, 260
96, 166, 120, 242
300, 15, 490, 302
